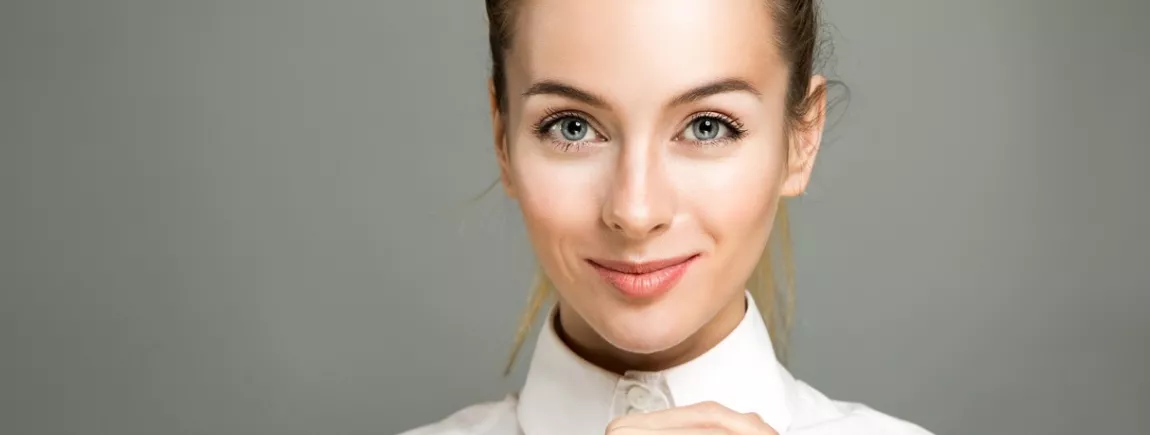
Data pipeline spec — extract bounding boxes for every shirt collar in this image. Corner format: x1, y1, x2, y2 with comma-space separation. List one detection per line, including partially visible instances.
516, 292, 795, 435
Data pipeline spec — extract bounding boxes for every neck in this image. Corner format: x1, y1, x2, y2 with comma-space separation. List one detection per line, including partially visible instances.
555, 294, 747, 374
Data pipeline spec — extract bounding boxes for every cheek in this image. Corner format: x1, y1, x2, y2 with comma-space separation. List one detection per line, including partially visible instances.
508, 146, 603, 279
679, 140, 786, 259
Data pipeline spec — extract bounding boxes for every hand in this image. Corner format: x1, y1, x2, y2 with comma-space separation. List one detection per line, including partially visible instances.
605, 401, 778, 434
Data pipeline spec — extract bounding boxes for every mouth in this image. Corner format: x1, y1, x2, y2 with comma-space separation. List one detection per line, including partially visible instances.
587, 254, 701, 299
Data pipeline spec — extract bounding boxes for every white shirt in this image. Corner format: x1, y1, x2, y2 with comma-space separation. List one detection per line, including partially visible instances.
400, 295, 934, 435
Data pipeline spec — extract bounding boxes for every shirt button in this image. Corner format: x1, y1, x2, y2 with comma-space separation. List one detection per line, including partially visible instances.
626, 385, 651, 409
610, 372, 674, 419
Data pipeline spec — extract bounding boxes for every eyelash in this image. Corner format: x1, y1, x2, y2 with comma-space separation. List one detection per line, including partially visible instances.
681, 111, 748, 146
530, 108, 749, 152
531, 108, 599, 152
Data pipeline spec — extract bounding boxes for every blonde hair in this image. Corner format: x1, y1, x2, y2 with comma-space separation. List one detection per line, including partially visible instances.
502, 200, 796, 375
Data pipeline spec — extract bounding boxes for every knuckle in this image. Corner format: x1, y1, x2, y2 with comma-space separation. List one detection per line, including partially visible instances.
699, 398, 726, 416
696, 400, 729, 418
699, 400, 724, 411
742, 411, 777, 434
745, 414, 778, 435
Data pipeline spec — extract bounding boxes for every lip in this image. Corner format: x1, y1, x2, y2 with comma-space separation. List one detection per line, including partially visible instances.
587, 254, 700, 299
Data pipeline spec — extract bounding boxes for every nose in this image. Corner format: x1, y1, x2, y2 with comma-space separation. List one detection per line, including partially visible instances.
601, 141, 675, 240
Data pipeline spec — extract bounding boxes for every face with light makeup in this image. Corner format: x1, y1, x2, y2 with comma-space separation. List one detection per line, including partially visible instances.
491, 0, 825, 365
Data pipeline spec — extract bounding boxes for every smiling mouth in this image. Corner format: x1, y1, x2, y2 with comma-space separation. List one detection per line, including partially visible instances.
587, 254, 701, 299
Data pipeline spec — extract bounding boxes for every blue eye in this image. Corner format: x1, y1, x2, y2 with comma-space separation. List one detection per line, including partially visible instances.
535, 113, 606, 151
556, 117, 590, 141
684, 116, 729, 142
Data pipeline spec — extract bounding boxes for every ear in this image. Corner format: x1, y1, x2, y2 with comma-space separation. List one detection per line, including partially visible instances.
781, 75, 827, 197
489, 78, 517, 199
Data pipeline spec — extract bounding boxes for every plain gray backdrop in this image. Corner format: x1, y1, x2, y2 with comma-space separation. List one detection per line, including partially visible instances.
2, 0, 1148, 434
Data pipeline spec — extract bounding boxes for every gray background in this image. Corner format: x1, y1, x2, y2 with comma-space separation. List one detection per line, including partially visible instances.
2, 0, 1147, 434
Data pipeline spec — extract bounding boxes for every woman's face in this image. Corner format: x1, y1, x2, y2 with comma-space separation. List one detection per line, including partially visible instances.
493, 0, 822, 357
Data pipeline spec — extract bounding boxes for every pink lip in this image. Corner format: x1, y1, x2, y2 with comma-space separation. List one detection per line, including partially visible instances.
588, 254, 700, 299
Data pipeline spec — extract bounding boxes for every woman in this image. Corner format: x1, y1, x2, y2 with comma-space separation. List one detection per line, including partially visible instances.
405, 0, 934, 433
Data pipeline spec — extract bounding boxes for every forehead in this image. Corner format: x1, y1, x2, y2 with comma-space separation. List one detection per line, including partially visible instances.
508, 0, 783, 103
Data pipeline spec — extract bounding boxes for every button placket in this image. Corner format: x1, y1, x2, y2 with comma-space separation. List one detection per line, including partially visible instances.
610, 371, 674, 419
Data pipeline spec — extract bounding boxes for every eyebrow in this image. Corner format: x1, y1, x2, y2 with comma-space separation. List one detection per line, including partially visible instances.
668, 78, 761, 106
522, 81, 609, 108
521, 78, 761, 109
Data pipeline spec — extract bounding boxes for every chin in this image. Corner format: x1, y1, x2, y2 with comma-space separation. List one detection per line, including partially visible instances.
593, 302, 700, 355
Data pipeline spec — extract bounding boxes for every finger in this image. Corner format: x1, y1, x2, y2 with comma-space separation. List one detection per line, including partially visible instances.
609, 401, 733, 429
607, 401, 776, 434
606, 428, 729, 435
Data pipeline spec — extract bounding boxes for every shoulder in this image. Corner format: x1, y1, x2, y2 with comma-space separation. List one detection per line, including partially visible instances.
787, 379, 935, 435
396, 395, 520, 435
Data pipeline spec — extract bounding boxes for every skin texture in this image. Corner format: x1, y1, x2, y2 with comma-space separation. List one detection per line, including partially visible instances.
490, 0, 824, 428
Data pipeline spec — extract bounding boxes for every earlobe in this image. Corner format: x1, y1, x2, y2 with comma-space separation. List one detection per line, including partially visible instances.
489, 79, 517, 199
781, 75, 827, 197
